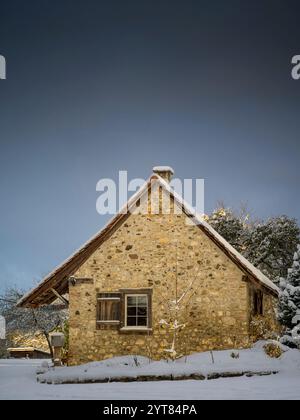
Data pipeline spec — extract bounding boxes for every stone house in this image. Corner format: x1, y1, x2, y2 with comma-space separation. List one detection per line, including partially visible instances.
18, 167, 280, 365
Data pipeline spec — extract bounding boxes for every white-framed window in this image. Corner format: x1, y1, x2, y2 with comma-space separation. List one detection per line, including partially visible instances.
124, 294, 148, 328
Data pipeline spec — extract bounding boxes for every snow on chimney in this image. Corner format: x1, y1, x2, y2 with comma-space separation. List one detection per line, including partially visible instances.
152, 166, 174, 183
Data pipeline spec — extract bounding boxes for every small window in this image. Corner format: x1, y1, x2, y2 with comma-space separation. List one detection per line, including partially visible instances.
97, 292, 120, 326
253, 289, 263, 315
125, 294, 149, 328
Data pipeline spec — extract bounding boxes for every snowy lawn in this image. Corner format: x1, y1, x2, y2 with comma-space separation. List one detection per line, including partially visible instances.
1, 342, 300, 400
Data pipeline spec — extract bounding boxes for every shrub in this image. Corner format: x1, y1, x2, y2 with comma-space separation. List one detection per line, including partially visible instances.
263, 342, 283, 358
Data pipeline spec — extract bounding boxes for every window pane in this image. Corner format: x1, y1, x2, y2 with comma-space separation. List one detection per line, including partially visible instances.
127, 306, 136, 316
137, 307, 147, 316
127, 296, 137, 306
127, 316, 137, 326
137, 296, 147, 306
137, 317, 147, 326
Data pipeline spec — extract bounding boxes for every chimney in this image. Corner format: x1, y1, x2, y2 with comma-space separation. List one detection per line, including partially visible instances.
152, 166, 174, 183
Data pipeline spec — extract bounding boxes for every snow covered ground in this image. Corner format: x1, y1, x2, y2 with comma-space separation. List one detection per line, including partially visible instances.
1, 343, 300, 400
35, 342, 287, 384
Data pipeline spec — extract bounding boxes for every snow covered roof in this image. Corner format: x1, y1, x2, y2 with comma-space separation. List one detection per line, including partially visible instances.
156, 175, 280, 295
17, 170, 279, 307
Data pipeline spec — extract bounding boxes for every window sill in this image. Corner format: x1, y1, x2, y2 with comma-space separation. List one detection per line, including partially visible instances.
119, 327, 152, 334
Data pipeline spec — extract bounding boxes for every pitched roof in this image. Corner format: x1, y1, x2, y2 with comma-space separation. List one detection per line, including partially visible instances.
17, 172, 279, 307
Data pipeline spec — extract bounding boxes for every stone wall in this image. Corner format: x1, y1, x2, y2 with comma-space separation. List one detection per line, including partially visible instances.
248, 288, 281, 342
68, 193, 278, 365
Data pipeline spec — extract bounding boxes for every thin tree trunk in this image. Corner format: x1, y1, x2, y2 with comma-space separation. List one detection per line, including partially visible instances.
43, 331, 54, 360
31, 308, 53, 360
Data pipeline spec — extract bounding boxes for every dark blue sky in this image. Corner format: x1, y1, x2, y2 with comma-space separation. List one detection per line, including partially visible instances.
0, 0, 299, 292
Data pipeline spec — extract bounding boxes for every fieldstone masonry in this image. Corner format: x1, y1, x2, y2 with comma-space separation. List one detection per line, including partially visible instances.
68, 188, 279, 365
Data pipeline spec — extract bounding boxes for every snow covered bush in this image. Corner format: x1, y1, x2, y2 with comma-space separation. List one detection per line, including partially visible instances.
244, 216, 300, 283
206, 207, 247, 253
263, 342, 283, 358
36, 361, 51, 375
249, 316, 277, 342
277, 245, 300, 348
207, 209, 299, 285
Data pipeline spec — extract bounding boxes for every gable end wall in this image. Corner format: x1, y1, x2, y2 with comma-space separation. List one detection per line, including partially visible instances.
68, 201, 278, 364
